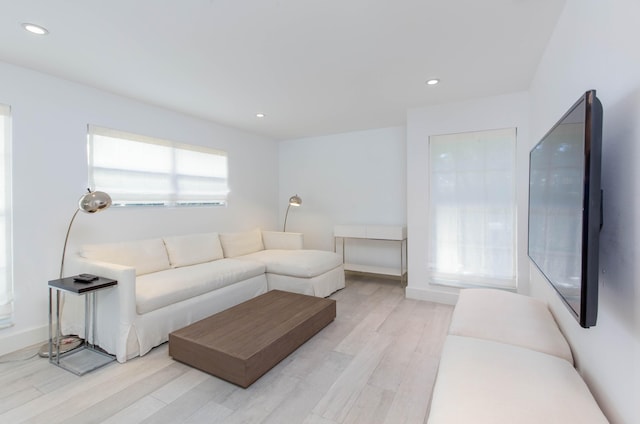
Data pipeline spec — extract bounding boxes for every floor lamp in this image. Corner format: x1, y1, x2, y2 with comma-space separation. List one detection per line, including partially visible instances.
38, 189, 112, 358
283, 194, 302, 232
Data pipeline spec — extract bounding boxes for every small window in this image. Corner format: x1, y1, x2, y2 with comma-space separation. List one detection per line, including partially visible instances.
88, 126, 229, 207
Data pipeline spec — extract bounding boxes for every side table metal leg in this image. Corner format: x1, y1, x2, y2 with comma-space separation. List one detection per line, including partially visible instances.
84, 293, 90, 348
91, 292, 97, 348
54, 290, 61, 364
48, 288, 53, 361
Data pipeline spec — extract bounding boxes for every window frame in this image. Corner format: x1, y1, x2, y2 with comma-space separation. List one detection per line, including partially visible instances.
87, 125, 229, 208
427, 127, 517, 290
0, 104, 13, 329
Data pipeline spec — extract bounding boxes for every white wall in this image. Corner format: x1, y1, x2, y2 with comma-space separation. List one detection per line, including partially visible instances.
527, 1, 640, 422
278, 127, 406, 269
406, 92, 530, 304
0, 61, 279, 355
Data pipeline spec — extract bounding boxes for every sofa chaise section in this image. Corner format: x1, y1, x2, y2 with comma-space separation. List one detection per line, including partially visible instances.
222, 230, 345, 298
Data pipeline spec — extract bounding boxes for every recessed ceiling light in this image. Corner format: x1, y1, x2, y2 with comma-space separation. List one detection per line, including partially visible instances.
22, 23, 49, 35
256, 113, 266, 118
426, 78, 440, 86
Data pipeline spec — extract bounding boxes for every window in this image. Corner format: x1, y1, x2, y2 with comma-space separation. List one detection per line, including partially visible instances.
0, 105, 12, 328
88, 126, 229, 206
428, 128, 516, 289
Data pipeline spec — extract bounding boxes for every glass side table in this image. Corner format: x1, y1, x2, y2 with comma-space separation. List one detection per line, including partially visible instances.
48, 275, 117, 375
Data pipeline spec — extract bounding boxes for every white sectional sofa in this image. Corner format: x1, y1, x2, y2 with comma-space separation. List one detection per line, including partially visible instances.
63, 229, 344, 363
427, 288, 609, 424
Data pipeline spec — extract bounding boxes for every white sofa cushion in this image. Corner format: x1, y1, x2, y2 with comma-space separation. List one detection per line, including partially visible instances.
428, 335, 609, 424
163, 232, 224, 268
262, 231, 304, 250
219, 228, 265, 258
449, 288, 574, 363
135, 258, 265, 314
80, 238, 171, 276
238, 249, 342, 278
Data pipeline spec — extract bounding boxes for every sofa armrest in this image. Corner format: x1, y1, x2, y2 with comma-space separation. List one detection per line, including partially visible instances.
63, 256, 138, 362
262, 231, 304, 250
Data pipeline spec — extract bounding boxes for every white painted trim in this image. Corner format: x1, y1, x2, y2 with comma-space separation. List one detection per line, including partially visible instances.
405, 286, 458, 305
0, 324, 48, 356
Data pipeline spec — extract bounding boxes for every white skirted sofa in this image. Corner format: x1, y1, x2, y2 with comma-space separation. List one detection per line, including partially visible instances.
427, 288, 609, 424
63, 229, 345, 363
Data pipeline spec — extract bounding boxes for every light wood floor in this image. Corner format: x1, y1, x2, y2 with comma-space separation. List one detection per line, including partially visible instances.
0, 274, 453, 424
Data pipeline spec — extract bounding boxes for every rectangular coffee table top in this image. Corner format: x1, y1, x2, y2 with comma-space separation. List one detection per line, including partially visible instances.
169, 290, 336, 387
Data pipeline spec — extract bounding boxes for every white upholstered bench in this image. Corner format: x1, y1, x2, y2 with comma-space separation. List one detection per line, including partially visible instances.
427, 288, 609, 424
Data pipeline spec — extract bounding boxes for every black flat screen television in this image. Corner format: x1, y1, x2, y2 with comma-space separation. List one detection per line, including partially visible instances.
528, 90, 603, 328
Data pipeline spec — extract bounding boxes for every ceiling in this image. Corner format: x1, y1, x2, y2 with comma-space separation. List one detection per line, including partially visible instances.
0, 0, 565, 140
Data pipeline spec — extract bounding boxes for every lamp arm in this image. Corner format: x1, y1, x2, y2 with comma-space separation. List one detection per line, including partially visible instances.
283, 204, 292, 232
60, 208, 80, 279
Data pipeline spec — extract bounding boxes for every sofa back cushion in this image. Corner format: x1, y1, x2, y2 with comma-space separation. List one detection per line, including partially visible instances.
219, 228, 264, 258
163, 232, 224, 268
80, 238, 171, 276
262, 231, 304, 250
448, 288, 574, 364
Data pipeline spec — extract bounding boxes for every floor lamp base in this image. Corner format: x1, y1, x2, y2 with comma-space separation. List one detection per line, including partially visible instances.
37, 335, 83, 358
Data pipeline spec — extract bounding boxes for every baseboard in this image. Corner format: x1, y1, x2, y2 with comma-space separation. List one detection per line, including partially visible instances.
0, 325, 48, 357
405, 285, 459, 305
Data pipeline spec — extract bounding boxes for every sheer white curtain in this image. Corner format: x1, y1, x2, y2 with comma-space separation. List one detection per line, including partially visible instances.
88, 126, 229, 206
428, 128, 517, 289
0, 105, 12, 328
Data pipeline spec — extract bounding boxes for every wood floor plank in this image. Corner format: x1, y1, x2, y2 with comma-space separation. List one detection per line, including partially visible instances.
343, 383, 396, 424
150, 365, 211, 404
99, 395, 168, 424
182, 399, 234, 424
262, 350, 353, 424
381, 349, 441, 424
62, 361, 188, 424
0, 387, 43, 415
302, 413, 339, 424
2, 344, 173, 424
312, 332, 393, 423
219, 373, 300, 424
367, 313, 426, 392
282, 349, 353, 391
140, 378, 234, 424
381, 302, 453, 424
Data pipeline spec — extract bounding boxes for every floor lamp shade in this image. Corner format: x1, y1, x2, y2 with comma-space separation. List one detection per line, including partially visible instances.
79, 190, 112, 214
283, 194, 302, 232
60, 189, 112, 278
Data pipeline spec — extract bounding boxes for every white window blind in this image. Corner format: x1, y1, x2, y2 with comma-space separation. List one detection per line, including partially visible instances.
0, 104, 13, 328
88, 126, 229, 206
428, 128, 517, 289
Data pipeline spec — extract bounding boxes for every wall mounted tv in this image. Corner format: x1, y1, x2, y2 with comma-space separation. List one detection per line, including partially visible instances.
528, 89, 603, 328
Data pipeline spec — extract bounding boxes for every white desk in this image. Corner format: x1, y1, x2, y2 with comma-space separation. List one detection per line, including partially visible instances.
334, 225, 407, 286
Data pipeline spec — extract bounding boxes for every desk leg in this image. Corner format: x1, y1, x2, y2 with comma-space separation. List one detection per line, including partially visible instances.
400, 239, 408, 288
334, 236, 346, 264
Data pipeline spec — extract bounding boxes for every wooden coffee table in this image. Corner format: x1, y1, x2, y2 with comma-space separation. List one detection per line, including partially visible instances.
168, 290, 336, 388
